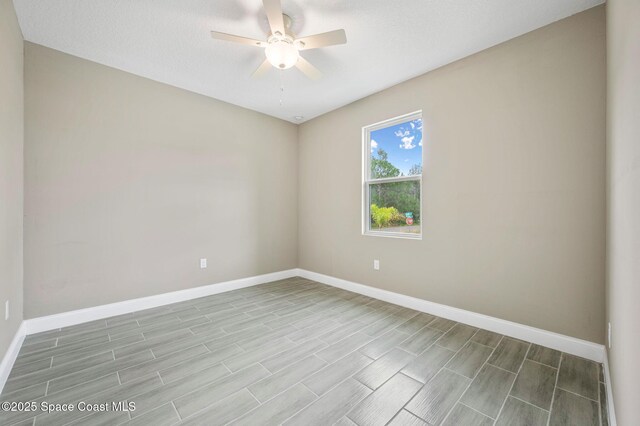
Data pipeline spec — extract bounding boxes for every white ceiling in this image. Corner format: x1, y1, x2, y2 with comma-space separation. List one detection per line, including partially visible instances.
14, 0, 603, 123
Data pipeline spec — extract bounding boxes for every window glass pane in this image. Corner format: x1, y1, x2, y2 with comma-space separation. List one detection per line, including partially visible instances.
370, 118, 423, 179
369, 180, 420, 234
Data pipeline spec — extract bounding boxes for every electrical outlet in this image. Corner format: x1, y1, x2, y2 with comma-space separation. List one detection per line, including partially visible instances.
5, 300, 8, 321
200, 258, 207, 269
608, 322, 612, 349
373, 259, 380, 270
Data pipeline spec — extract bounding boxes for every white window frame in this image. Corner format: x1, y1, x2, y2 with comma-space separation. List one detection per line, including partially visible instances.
362, 110, 423, 240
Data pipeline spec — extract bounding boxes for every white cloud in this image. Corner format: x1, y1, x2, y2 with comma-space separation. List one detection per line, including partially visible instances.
399, 136, 416, 149
370, 139, 378, 152
419, 141, 423, 146
395, 129, 410, 137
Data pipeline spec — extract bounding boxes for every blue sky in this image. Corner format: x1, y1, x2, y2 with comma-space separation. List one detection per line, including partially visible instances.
371, 118, 423, 176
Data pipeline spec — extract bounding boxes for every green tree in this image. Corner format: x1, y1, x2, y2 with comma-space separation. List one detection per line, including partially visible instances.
371, 149, 400, 179
371, 180, 420, 222
409, 164, 422, 176
369, 149, 421, 224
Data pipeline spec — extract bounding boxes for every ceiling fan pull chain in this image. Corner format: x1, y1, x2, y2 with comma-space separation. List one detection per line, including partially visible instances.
279, 70, 285, 107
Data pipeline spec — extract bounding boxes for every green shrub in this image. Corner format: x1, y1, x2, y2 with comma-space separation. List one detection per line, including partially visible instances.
369, 179, 420, 222
390, 209, 405, 225
371, 204, 400, 228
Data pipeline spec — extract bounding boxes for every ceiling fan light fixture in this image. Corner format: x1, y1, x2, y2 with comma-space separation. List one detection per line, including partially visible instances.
265, 38, 299, 69
210, 0, 347, 79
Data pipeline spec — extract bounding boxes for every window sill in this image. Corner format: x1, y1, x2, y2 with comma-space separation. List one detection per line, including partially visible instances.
363, 231, 422, 240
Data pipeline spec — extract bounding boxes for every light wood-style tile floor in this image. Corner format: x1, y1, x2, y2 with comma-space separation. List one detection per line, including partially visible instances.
0, 278, 609, 425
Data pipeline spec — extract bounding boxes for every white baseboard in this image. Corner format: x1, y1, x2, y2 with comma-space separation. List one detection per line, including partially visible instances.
0, 322, 27, 394
296, 268, 605, 363
602, 350, 617, 425
23, 269, 298, 335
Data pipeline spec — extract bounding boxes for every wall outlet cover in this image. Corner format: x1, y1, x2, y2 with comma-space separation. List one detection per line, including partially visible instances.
373, 260, 380, 270
200, 258, 207, 269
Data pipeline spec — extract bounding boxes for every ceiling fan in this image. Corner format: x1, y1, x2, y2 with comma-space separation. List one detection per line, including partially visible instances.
210, 0, 347, 80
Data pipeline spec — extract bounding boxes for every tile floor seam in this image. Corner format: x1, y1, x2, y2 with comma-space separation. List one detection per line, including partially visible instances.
6, 354, 123, 396
244, 385, 264, 407
467, 340, 497, 350
129, 365, 251, 417
301, 381, 320, 397
385, 409, 404, 425
434, 324, 478, 345
439, 334, 504, 425
509, 394, 551, 413
526, 358, 559, 370
598, 374, 603, 426
492, 342, 532, 425
220, 360, 233, 373
249, 349, 368, 408
487, 363, 520, 376
555, 386, 600, 403
428, 322, 457, 334
177, 402, 225, 425
304, 352, 372, 401
296, 383, 370, 426
442, 366, 475, 381
459, 400, 496, 420
407, 337, 441, 360
18, 339, 107, 362
269, 387, 323, 424
546, 352, 563, 426
171, 401, 182, 420
353, 372, 376, 391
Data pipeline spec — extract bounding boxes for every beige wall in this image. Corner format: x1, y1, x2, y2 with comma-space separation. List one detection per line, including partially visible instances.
20, 6, 608, 346
0, 0, 24, 356
606, 0, 640, 424
299, 6, 606, 343
24, 43, 298, 318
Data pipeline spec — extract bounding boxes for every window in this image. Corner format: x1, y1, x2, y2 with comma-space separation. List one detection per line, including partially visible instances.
363, 111, 423, 239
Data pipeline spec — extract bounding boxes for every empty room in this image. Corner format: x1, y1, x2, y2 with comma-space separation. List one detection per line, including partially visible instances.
0, 0, 638, 425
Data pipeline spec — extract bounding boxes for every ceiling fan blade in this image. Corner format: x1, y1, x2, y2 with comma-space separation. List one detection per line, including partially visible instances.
263, 0, 285, 35
295, 56, 322, 80
252, 59, 272, 78
296, 29, 347, 50
211, 31, 266, 47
